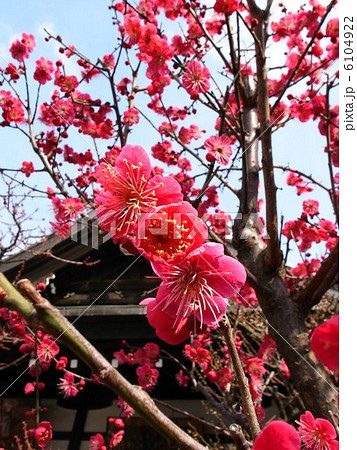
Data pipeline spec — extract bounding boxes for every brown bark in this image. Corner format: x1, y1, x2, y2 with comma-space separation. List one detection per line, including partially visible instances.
246, 1, 282, 270
219, 318, 261, 439
232, 0, 339, 422
233, 230, 338, 421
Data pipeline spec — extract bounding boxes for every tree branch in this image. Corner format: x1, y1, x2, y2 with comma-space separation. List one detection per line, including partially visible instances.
219, 317, 260, 439
293, 242, 339, 312
273, 165, 330, 193
248, 7, 281, 269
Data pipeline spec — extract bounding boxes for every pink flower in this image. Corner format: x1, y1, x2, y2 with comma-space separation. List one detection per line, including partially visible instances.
24, 382, 35, 395
297, 410, 339, 449
280, 359, 291, 377
205, 369, 218, 384
204, 135, 233, 166
143, 342, 160, 361
4, 62, 20, 81
155, 243, 245, 325
214, 0, 239, 15
21, 33, 36, 52
217, 367, 233, 391
102, 54, 115, 69
95, 145, 183, 241
58, 372, 79, 398
33, 58, 54, 85
89, 433, 106, 450
303, 199, 320, 217
176, 370, 189, 387
182, 61, 210, 99
236, 283, 258, 307
10, 40, 29, 61
123, 107, 139, 126
136, 365, 159, 391
56, 356, 68, 370
113, 349, 128, 365
245, 357, 266, 377
114, 418, 124, 428
253, 421, 301, 450
40, 98, 75, 127
34, 421, 53, 448
151, 140, 179, 166
110, 430, 125, 447
286, 172, 313, 195
0, 91, 26, 123
117, 397, 134, 418
310, 315, 339, 373
38, 335, 60, 364
183, 344, 211, 369
141, 297, 194, 344
133, 349, 148, 366
136, 202, 207, 263
20, 161, 35, 177
249, 374, 263, 403
326, 18, 339, 39
142, 243, 246, 343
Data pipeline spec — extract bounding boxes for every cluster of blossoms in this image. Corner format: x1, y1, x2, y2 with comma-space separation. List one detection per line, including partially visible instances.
113, 342, 160, 391
89, 417, 125, 449
88, 397, 134, 449
282, 181, 338, 292
49, 193, 85, 237
19, 331, 60, 369
180, 327, 290, 421
95, 144, 246, 343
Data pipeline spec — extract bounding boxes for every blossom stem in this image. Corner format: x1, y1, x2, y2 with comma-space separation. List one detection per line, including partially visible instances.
219, 316, 260, 440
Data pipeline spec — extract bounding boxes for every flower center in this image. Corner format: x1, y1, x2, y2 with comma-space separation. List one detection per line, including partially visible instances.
102, 160, 159, 233
141, 215, 194, 260
158, 264, 222, 328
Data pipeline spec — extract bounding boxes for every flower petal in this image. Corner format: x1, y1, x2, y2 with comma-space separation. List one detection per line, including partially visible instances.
151, 175, 183, 206
115, 144, 152, 178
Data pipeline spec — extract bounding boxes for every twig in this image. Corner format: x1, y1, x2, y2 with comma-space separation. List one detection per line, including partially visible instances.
31, 249, 100, 266
272, 165, 330, 193
0, 353, 29, 371
153, 398, 231, 438
219, 317, 260, 439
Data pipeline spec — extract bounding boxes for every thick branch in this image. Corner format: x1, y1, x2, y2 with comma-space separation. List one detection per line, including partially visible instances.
248, 9, 281, 269
294, 242, 339, 312
240, 76, 259, 215
0, 274, 207, 450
